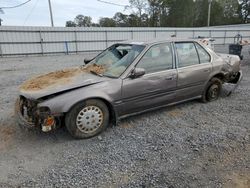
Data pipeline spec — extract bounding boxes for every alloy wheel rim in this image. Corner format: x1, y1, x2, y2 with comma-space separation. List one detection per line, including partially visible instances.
76, 106, 103, 134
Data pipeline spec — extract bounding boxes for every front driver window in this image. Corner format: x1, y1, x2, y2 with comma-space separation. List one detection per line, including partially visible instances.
136, 43, 173, 74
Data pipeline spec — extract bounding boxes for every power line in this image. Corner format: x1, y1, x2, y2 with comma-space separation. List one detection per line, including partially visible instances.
97, 0, 127, 7
23, 0, 40, 25
0, 0, 32, 9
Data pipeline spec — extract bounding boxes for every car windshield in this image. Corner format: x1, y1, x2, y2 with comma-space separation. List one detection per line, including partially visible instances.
88, 44, 145, 78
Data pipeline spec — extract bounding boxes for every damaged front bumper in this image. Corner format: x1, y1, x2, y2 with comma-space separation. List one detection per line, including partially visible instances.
15, 97, 59, 132
15, 98, 36, 129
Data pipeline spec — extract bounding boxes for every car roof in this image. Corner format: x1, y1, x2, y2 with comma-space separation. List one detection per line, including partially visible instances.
121, 38, 198, 46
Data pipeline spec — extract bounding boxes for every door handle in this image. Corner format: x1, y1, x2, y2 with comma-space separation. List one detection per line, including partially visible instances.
203, 69, 210, 72
165, 76, 174, 80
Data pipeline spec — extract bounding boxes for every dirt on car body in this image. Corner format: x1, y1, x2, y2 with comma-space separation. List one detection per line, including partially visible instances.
20, 64, 106, 91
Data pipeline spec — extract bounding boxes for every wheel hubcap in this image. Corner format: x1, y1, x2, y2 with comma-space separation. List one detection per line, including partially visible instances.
76, 106, 103, 133
209, 85, 219, 99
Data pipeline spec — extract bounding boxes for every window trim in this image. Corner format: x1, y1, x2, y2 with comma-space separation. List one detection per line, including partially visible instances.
174, 41, 208, 69
133, 42, 175, 75
194, 42, 212, 64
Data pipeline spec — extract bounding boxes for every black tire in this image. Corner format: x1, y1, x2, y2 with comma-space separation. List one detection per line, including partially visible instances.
201, 78, 222, 103
65, 99, 109, 139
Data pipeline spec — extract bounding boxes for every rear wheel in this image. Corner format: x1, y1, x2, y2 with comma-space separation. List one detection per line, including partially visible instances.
202, 78, 222, 102
65, 99, 109, 139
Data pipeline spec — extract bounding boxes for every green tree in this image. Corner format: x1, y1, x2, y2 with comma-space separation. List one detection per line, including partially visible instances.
194, 0, 241, 26
239, 0, 250, 23
65, 20, 76, 27
194, 0, 224, 26
210, 1, 225, 25
91, 23, 100, 27
126, 0, 148, 25
127, 14, 140, 26
99, 17, 116, 27
165, 0, 195, 27
74, 15, 92, 27
141, 13, 150, 26
220, 0, 240, 24
147, 0, 162, 26
113, 12, 129, 27
66, 0, 245, 28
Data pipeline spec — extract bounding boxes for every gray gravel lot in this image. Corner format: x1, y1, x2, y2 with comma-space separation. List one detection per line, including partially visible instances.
0, 46, 249, 187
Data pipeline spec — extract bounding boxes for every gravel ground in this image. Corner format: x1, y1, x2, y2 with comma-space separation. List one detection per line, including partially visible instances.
0, 46, 249, 187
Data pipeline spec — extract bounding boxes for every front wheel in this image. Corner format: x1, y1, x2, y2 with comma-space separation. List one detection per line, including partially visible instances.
202, 78, 222, 102
65, 99, 109, 139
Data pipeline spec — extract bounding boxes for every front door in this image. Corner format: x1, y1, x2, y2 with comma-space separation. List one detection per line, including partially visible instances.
118, 42, 177, 116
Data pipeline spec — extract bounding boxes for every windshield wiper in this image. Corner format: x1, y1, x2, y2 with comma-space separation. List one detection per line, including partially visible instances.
90, 70, 103, 77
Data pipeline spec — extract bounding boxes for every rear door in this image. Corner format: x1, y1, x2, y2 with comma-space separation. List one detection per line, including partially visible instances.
118, 42, 177, 115
175, 42, 212, 99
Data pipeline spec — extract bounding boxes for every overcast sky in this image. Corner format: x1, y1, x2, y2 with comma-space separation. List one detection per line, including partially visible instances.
0, 0, 130, 26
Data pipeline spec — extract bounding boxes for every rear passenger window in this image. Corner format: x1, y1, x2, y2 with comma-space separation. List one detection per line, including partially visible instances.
195, 43, 211, 63
136, 43, 173, 74
175, 42, 199, 68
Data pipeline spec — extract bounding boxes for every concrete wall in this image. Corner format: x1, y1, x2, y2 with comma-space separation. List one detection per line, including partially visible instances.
0, 25, 249, 56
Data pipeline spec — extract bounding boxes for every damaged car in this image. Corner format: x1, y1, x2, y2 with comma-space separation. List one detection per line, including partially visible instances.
15, 39, 242, 139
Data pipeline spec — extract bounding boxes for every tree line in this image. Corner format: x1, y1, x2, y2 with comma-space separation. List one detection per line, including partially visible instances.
66, 0, 250, 27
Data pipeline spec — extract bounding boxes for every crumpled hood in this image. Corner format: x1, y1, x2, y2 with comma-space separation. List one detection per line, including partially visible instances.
19, 66, 109, 99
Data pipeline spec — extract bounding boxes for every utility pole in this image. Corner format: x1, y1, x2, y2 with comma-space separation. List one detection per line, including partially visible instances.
0, 8, 3, 26
48, 0, 54, 27
207, 0, 212, 27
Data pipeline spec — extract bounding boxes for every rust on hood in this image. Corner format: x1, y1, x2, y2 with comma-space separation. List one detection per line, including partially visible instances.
20, 64, 106, 91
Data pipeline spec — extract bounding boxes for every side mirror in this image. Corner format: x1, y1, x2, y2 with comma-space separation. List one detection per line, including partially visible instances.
84, 57, 93, 64
130, 68, 145, 79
